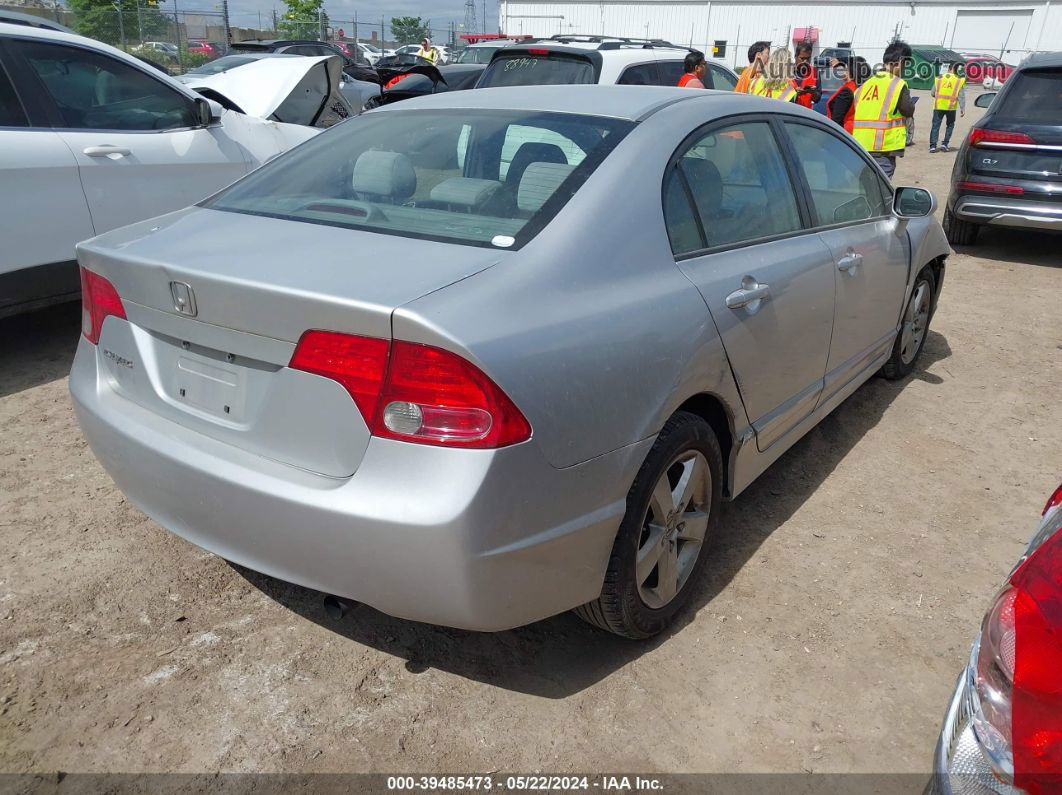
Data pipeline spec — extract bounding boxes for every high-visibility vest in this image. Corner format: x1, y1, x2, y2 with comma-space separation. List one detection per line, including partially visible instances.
416, 47, 438, 64
826, 79, 857, 133
934, 73, 965, 111
748, 74, 765, 97
852, 71, 907, 153
761, 81, 798, 102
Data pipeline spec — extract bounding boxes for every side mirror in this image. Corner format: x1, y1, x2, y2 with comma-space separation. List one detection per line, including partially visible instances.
975, 92, 997, 108
194, 96, 219, 126
893, 186, 936, 218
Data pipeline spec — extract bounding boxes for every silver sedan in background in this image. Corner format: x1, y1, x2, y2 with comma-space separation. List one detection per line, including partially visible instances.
70, 86, 950, 638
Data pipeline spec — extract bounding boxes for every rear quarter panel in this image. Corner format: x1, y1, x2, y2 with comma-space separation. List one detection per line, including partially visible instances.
394, 101, 751, 469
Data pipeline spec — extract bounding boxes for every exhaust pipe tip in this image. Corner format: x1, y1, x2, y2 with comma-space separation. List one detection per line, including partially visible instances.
323, 594, 358, 621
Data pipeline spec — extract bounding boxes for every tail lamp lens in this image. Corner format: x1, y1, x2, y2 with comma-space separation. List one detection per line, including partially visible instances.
289, 332, 531, 449
79, 267, 126, 345
969, 128, 1036, 147
957, 180, 1025, 195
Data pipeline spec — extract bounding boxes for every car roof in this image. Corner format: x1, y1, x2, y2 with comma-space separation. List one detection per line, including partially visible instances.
0, 9, 74, 33
369, 83, 798, 121
1020, 51, 1062, 68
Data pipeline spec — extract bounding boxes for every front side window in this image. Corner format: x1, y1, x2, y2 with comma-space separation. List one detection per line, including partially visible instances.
14, 40, 196, 131
708, 63, 737, 90
784, 122, 889, 225
206, 109, 632, 249
663, 121, 802, 253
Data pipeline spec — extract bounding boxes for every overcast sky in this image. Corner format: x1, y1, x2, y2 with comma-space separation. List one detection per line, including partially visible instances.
183, 0, 494, 39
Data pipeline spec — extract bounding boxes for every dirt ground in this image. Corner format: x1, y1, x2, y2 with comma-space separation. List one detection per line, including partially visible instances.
1, 92, 1060, 778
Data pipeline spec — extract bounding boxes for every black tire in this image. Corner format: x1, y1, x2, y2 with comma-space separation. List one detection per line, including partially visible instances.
574, 411, 722, 639
880, 266, 936, 380
943, 206, 980, 246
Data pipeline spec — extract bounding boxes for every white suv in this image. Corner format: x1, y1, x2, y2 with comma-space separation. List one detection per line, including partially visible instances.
475, 35, 738, 89
0, 23, 325, 317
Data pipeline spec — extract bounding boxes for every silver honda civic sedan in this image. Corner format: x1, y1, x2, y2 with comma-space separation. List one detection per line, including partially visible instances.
70, 85, 950, 637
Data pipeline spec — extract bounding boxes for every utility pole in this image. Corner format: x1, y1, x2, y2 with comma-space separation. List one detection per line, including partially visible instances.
221, 0, 231, 51
136, 0, 143, 44
173, 0, 183, 72
113, 2, 126, 49
482, 0, 486, 35
271, 8, 278, 33
380, 15, 385, 46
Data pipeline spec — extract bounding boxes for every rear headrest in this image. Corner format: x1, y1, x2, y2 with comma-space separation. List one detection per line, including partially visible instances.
506, 142, 567, 187
680, 157, 723, 217
517, 162, 576, 213
429, 177, 502, 208
352, 150, 416, 199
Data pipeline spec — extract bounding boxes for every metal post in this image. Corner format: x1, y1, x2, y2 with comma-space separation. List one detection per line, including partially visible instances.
136, 0, 142, 44
114, 2, 126, 49
353, 10, 358, 43
221, 0, 231, 51
999, 20, 1015, 60
173, 0, 183, 72
381, 15, 385, 47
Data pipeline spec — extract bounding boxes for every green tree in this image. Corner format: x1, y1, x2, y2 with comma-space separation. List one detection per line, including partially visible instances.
67, 0, 169, 46
390, 16, 428, 45
277, 0, 328, 40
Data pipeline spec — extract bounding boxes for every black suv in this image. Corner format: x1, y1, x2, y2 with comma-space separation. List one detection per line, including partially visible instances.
230, 39, 377, 81
943, 51, 1062, 245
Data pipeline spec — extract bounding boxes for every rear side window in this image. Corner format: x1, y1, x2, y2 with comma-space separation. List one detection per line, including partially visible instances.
13, 40, 196, 130
995, 69, 1062, 123
206, 109, 632, 250
657, 60, 685, 87
663, 121, 802, 253
0, 63, 28, 127
618, 63, 659, 85
478, 53, 595, 87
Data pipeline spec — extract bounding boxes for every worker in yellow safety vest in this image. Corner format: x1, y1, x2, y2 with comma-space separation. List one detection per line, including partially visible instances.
755, 47, 799, 102
929, 61, 967, 153
852, 40, 916, 178
416, 38, 439, 65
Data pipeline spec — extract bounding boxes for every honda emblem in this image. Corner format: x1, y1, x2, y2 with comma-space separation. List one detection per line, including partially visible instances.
170, 281, 197, 317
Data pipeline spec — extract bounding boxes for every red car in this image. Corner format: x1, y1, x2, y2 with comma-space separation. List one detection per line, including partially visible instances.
962, 54, 1016, 85
928, 483, 1062, 794
187, 41, 219, 58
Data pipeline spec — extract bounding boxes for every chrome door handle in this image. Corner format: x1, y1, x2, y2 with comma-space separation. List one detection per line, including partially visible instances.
726, 283, 770, 309
837, 252, 863, 272
83, 145, 132, 157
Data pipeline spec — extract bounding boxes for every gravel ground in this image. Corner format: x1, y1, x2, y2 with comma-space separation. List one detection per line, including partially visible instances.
1, 93, 1060, 777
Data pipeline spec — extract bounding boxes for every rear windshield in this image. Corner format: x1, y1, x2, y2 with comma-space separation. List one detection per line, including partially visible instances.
457, 46, 500, 64
996, 69, 1062, 123
478, 52, 596, 87
187, 55, 259, 75
205, 109, 632, 249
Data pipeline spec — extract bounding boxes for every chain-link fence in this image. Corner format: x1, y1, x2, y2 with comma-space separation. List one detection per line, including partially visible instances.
3, 3, 475, 74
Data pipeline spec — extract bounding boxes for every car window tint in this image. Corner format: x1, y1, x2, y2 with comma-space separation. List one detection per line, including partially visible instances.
0, 63, 28, 127
657, 60, 685, 87
478, 53, 595, 87
618, 63, 658, 85
784, 122, 889, 225
708, 63, 737, 90
996, 69, 1062, 123
14, 40, 196, 131
662, 164, 703, 254
499, 124, 586, 181
666, 121, 801, 249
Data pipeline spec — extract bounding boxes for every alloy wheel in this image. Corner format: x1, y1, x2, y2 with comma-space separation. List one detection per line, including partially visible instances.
900, 281, 931, 365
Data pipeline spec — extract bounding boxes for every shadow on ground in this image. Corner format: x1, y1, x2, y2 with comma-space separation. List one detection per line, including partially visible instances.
953, 227, 1061, 269
238, 330, 953, 699
0, 302, 81, 400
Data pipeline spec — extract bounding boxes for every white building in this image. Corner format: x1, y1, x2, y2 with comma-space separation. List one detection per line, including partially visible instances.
497, 0, 1062, 68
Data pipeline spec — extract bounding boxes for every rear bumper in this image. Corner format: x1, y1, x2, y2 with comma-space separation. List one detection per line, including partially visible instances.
70, 336, 647, 631
953, 194, 1062, 231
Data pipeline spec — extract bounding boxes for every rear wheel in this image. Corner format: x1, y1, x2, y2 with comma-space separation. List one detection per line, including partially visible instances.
880, 266, 936, 380
943, 206, 980, 246
575, 411, 722, 639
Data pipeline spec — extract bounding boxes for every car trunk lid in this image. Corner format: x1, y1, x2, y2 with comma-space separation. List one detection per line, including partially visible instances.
77, 207, 501, 477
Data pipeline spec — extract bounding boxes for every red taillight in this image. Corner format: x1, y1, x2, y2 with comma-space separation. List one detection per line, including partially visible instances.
288, 331, 389, 421
526, 48, 550, 56
79, 267, 126, 345
289, 332, 531, 449
969, 128, 1036, 147
957, 180, 1025, 195
1010, 525, 1062, 793
1043, 484, 1062, 517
